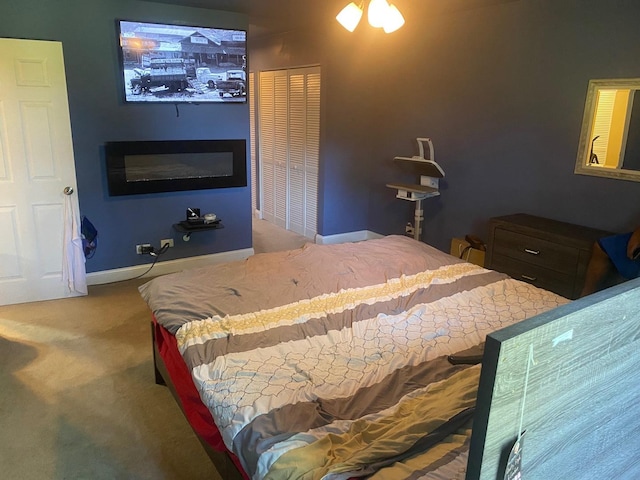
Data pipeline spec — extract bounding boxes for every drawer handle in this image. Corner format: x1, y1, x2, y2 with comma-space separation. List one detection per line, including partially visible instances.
521, 274, 537, 281
524, 248, 540, 255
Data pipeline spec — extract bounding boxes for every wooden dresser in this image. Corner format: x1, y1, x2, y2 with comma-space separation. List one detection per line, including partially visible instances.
486, 214, 612, 299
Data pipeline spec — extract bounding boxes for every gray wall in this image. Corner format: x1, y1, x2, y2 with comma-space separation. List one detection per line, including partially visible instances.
1, 0, 251, 273
251, 0, 640, 252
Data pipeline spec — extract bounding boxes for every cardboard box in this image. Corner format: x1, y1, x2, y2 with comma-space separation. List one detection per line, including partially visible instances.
450, 237, 485, 267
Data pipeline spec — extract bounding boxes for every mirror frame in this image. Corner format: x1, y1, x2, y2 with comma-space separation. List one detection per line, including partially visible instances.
574, 78, 640, 182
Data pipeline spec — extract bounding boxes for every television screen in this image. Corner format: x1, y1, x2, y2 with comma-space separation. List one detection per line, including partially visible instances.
116, 20, 247, 104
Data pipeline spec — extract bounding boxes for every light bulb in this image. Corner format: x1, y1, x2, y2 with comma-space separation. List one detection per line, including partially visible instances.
383, 4, 405, 33
336, 2, 364, 32
368, 0, 390, 28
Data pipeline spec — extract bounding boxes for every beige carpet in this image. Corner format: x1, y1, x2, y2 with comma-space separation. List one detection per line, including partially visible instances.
252, 218, 310, 254
0, 221, 310, 480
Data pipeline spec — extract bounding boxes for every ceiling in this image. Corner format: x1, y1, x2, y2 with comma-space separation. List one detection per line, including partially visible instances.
146, 0, 346, 36
146, 0, 521, 37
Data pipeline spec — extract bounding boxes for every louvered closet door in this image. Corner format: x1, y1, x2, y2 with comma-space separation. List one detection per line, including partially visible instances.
288, 67, 320, 237
258, 66, 320, 237
304, 69, 320, 238
273, 73, 288, 229
249, 72, 256, 214
288, 72, 305, 235
259, 73, 275, 223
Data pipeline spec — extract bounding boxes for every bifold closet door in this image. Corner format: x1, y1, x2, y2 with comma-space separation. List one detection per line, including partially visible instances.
259, 70, 288, 229
249, 72, 256, 214
258, 67, 320, 238
288, 68, 320, 238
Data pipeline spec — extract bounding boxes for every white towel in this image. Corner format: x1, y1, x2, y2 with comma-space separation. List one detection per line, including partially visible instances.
62, 193, 88, 295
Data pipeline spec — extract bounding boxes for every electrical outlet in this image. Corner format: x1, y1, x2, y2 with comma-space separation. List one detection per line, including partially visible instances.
136, 243, 153, 255
405, 223, 414, 236
161, 238, 174, 249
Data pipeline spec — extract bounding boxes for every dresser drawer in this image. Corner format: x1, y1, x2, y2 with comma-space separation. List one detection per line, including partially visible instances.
492, 228, 579, 274
486, 214, 612, 300
491, 253, 575, 298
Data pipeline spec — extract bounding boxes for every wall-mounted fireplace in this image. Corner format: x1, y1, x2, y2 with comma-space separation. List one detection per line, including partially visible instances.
105, 139, 247, 196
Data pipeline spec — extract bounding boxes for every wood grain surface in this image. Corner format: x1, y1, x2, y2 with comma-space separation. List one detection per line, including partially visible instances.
468, 276, 640, 479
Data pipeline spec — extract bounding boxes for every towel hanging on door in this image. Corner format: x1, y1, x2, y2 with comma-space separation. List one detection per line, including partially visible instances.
62, 194, 88, 295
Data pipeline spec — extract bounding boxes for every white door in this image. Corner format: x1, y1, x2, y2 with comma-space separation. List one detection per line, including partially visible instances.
287, 68, 319, 238
258, 67, 320, 238
259, 72, 275, 223
249, 72, 257, 215
0, 38, 84, 306
259, 69, 289, 229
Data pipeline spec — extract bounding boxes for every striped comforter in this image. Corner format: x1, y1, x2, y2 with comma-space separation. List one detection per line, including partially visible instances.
140, 235, 568, 479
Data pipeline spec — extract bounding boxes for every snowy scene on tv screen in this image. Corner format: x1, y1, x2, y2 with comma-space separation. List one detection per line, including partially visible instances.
118, 20, 247, 103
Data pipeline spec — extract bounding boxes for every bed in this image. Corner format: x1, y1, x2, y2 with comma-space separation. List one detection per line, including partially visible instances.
139, 234, 640, 479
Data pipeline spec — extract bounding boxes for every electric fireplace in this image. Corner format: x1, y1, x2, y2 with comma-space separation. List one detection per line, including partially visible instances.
105, 139, 247, 196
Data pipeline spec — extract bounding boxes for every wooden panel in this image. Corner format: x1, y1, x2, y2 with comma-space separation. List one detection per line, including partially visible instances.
468, 277, 640, 479
305, 72, 321, 171
288, 73, 305, 170
490, 253, 574, 298
259, 72, 275, 219
288, 165, 304, 235
0, 38, 82, 305
258, 75, 273, 179
33, 203, 63, 276
0, 101, 7, 180
305, 70, 320, 237
14, 57, 50, 86
273, 74, 288, 169
486, 214, 612, 299
492, 228, 579, 273
261, 162, 275, 223
257, 66, 319, 237
288, 73, 305, 235
488, 214, 610, 250
21, 101, 56, 179
274, 74, 288, 229
249, 72, 256, 212
274, 163, 287, 228
0, 207, 21, 278
305, 167, 318, 238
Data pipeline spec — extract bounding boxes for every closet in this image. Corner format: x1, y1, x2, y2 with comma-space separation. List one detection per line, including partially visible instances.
258, 66, 320, 238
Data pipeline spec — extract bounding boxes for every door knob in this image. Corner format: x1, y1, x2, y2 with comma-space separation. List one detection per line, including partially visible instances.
63, 186, 74, 195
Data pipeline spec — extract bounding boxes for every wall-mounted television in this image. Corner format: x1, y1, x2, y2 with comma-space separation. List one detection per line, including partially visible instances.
105, 139, 247, 196
116, 19, 247, 104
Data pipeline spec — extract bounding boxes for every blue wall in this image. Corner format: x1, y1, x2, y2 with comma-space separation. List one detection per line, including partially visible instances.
1, 0, 251, 273
251, 0, 640, 252
5, 0, 640, 271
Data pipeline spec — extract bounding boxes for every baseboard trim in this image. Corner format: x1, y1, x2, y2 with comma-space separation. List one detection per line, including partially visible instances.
315, 230, 384, 245
86, 248, 254, 285
87, 229, 384, 285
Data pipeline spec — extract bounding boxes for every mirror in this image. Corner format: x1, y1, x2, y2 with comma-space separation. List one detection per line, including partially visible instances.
575, 78, 640, 182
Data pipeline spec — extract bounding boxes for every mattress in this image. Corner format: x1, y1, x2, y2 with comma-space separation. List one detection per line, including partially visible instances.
140, 235, 568, 479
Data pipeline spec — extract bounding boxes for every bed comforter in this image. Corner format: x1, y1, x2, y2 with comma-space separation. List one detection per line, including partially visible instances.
140, 235, 568, 479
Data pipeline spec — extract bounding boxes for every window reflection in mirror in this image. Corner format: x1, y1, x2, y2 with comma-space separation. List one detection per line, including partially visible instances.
575, 78, 640, 182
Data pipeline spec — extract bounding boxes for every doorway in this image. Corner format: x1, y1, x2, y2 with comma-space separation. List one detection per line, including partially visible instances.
252, 66, 320, 239
0, 38, 84, 305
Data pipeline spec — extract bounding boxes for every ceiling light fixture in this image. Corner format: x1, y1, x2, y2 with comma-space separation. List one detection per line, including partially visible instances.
383, 4, 405, 33
367, 0, 388, 28
336, 2, 364, 32
336, 0, 405, 34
